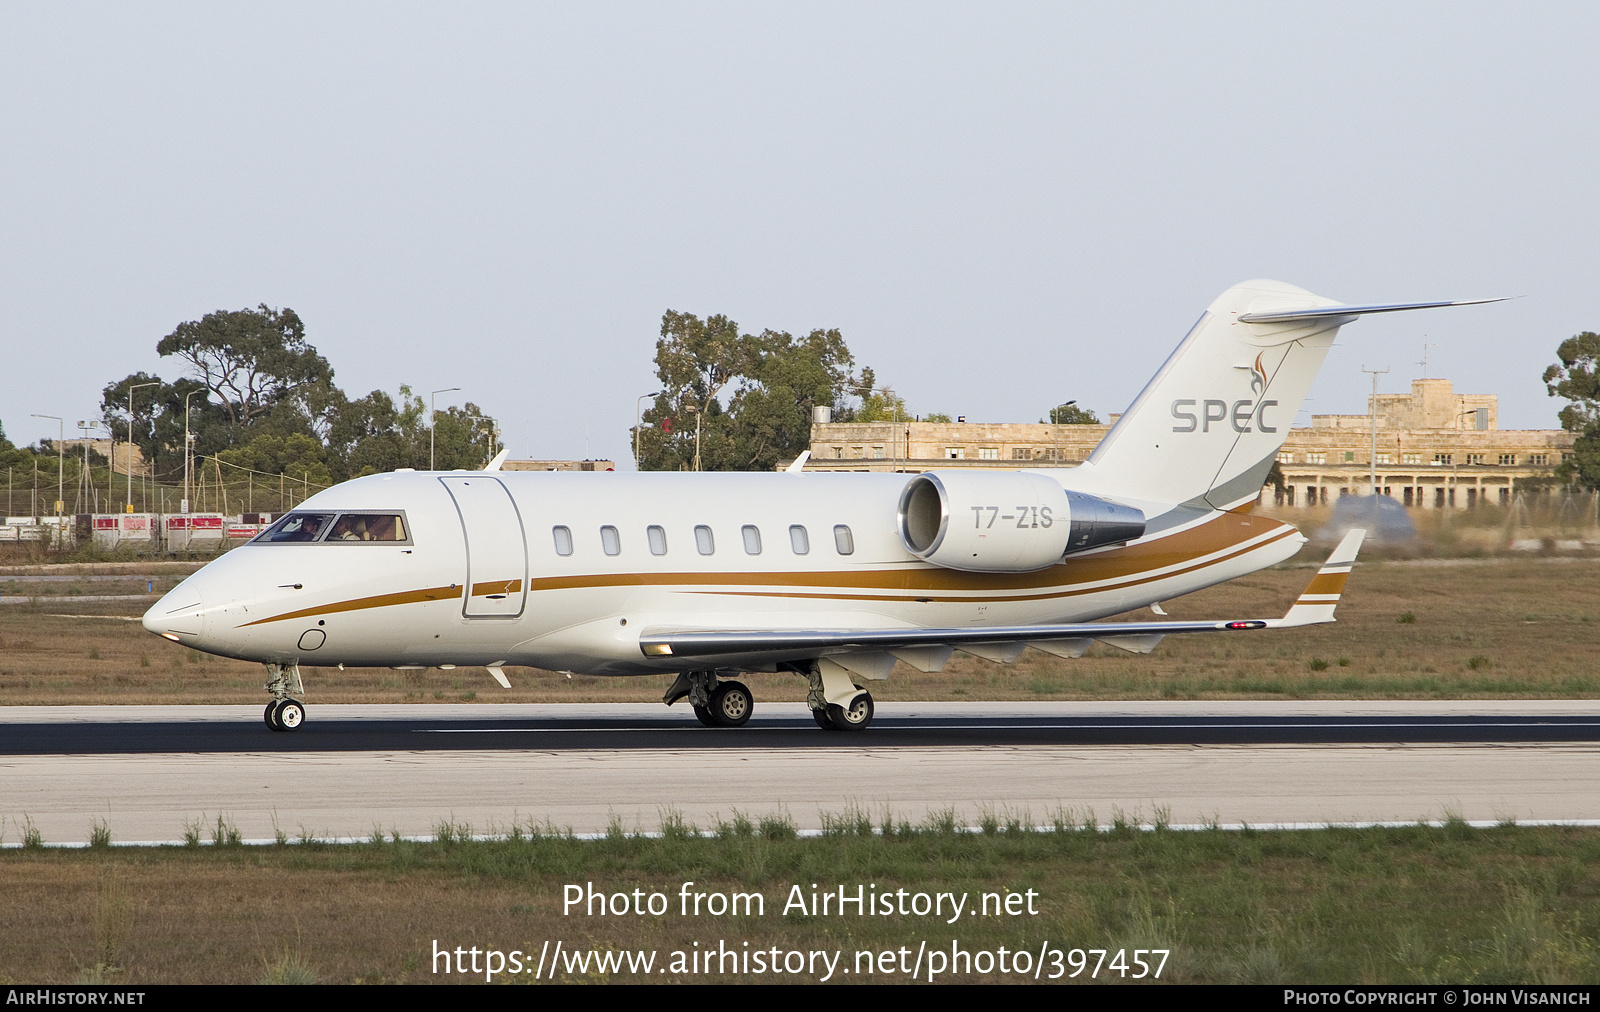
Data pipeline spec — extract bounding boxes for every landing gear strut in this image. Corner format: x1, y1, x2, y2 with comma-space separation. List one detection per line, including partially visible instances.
664, 670, 755, 728
806, 662, 874, 731
264, 662, 307, 732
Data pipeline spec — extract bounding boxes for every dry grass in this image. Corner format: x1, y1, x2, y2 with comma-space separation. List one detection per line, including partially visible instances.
4, 549, 1600, 705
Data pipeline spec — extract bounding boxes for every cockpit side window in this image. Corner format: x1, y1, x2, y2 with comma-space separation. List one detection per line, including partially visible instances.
255, 513, 335, 543
326, 514, 408, 542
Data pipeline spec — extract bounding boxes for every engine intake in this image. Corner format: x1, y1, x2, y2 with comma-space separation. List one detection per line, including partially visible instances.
897, 471, 1145, 573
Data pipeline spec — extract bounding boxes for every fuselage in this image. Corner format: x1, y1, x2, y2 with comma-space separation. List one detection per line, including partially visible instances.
142, 469, 1305, 676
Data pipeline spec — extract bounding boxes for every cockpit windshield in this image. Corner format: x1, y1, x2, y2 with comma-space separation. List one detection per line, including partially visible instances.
251, 512, 409, 545
256, 513, 335, 543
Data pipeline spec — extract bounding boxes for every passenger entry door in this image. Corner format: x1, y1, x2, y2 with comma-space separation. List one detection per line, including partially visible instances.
440, 476, 528, 618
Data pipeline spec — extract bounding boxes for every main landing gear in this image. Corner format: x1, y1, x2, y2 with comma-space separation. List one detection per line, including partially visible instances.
806, 662, 874, 732
663, 665, 875, 731
664, 671, 753, 727
263, 662, 307, 732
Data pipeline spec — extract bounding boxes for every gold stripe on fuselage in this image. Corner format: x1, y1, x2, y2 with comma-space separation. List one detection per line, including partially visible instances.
239, 510, 1295, 627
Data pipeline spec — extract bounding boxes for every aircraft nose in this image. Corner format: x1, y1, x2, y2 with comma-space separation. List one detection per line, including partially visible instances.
143, 589, 205, 643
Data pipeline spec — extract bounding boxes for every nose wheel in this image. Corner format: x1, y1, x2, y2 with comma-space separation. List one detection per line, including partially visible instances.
265, 698, 306, 732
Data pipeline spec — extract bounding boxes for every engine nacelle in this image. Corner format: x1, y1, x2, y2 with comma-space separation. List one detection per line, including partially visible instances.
897, 471, 1145, 573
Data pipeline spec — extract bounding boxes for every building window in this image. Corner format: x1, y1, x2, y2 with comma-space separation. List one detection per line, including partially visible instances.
741, 524, 762, 554
978, 448, 998, 460
832, 447, 843, 459
552, 526, 574, 556
647, 525, 667, 556
945, 447, 965, 460
833, 524, 854, 555
1530, 454, 1549, 465
1307, 452, 1327, 464
789, 525, 809, 555
1563, 452, 1575, 462
1375, 452, 1392, 465
852, 446, 865, 458
872, 446, 884, 459
1343, 451, 1355, 462
1465, 453, 1484, 465
1278, 451, 1294, 464
1499, 454, 1516, 466
694, 525, 715, 555
1403, 453, 1422, 465
600, 526, 621, 556
1433, 453, 1453, 466
1011, 448, 1031, 460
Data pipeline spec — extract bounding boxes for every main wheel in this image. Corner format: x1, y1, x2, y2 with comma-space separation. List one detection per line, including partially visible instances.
708, 681, 753, 727
276, 699, 306, 731
264, 702, 281, 731
812, 707, 834, 730
826, 690, 873, 731
693, 704, 718, 727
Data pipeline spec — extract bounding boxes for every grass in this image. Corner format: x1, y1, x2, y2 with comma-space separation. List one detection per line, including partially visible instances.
2, 819, 1599, 984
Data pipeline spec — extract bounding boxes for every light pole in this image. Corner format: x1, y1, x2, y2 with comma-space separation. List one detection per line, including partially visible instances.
183, 390, 201, 514
126, 381, 157, 511
430, 387, 460, 471
688, 404, 702, 471
634, 391, 662, 469
1361, 366, 1388, 497
30, 414, 63, 516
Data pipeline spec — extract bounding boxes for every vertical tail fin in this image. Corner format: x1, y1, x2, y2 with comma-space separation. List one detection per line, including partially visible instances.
1075, 281, 1505, 510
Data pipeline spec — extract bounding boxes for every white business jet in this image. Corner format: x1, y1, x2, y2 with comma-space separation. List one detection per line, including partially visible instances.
143, 280, 1501, 732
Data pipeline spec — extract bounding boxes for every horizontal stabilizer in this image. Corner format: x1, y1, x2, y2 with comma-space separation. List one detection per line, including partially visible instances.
1237, 298, 1507, 324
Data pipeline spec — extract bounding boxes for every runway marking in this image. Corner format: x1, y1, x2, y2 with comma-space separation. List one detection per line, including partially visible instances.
416, 720, 1600, 733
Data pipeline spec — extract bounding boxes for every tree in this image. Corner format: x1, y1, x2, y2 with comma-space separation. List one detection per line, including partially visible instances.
215, 433, 334, 488
1545, 332, 1600, 488
634, 312, 868, 470
157, 305, 332, 429
1046, 402, 1101, 424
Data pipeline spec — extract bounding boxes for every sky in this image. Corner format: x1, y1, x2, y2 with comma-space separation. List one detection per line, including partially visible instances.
2, 2, 1597, 464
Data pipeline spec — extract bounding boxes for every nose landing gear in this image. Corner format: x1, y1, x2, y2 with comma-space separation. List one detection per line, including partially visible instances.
264, 662, 307, 732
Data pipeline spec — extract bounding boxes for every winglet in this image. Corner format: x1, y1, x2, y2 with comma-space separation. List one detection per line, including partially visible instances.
786, 450, 811, 474
483, 448, 510, 472
1269, 528, 1366, 628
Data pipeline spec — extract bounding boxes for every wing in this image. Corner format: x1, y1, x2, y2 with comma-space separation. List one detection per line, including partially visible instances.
640, 530, 1366, 661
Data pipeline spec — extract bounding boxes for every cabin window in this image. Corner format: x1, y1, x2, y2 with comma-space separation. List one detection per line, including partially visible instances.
327, 513, 407, 542
552, 526, 574, 556
255, 512, 335, 543
647, 525, 668, 556
694, 525, 715, 555
600, 525, 621, 556
833, 524, 854, 555
741, 525, 762, 554
789, 524, 809, 554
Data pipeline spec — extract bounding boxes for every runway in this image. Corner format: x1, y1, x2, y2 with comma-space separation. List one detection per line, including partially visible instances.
4, 702, 1600, 844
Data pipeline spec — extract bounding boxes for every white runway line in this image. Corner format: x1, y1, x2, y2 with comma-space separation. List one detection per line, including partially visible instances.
6, 740, 1600, 845
9, 699, 1600, 723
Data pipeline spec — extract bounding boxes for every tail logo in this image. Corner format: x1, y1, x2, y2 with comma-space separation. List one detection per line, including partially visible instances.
1250, 353, 1268, 398
1169, 351, 1278, 434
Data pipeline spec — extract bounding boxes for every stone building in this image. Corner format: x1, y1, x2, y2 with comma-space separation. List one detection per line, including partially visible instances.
802, 378, 1574, 508
502, 459, 616, 472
